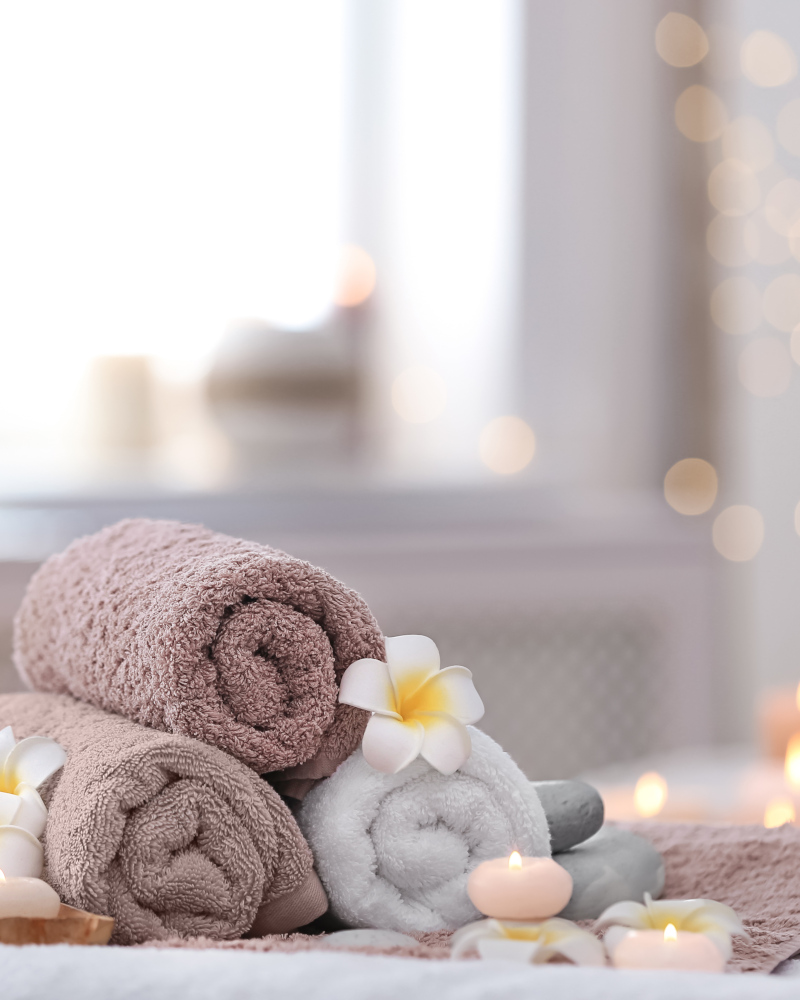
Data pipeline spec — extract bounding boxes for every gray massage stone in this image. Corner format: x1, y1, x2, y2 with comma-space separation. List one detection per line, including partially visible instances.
324, 929, 420, 950
532, 780, 604, 853
555, 826, 665, 921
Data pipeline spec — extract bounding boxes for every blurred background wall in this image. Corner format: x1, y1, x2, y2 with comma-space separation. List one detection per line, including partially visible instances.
0, 0, 798, 779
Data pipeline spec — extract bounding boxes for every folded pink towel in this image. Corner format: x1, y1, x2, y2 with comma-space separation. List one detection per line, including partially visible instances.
0, 692, 328, 944
14, 518, 383, 780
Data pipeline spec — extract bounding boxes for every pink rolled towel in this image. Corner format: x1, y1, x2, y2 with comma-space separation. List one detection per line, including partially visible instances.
0, 692, 328, 944
14, 518, 383, 781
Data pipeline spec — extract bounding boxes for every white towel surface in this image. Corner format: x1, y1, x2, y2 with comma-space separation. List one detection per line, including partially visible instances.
296, 727, 550, 933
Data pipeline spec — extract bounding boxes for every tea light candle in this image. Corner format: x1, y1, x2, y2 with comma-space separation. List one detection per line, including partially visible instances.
467, 852, 573, 921
0, 870, 61, 919
612, 923, 725, 973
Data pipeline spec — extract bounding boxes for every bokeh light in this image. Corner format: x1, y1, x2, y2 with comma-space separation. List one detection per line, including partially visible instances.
777, 98, 800, 158
707, 159, 760, 216
744, 213, 791, 265
707, 215, 753, 267
764, 178, 800, 235
764, 797, 795, 828
710, 276, 762, 335
674, 85, 727, 143
712, 505, 764, 562
738, 337, 792, 397
479, 416, 536, 475
655, 13, 708, 68
763, 273, 800, 332
741, 30, 797, 88
634, 772, 668, 818
334, 245, 377, 308
391, 366, 447, 424
721, 116, 774, 172
664, 458, 718, 516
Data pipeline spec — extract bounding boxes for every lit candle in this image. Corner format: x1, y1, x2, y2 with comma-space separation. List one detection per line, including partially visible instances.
467, 852, 573, 921
611, 923, 725, 972
0, 869, 61, 919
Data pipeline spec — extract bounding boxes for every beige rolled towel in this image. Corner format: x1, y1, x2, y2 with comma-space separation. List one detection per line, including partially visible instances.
0, 693, 327, 945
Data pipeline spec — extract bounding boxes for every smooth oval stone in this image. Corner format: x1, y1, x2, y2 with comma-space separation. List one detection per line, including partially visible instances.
554, 826, 665, 921
532, 780, 604, 853
324, 929, 420, 950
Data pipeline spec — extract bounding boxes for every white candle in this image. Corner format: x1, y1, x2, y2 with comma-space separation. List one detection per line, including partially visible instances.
467, 852, 573, 921
612, 923, 725, 973
0, 870, 61, 919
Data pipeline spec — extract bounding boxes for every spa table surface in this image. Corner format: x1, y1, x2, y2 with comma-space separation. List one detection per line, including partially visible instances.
3, 945, 800, 1000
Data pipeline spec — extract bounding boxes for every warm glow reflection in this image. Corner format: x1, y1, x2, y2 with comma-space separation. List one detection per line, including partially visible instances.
674, 85, 727, 143
479, 416, 536, 475
785, 733, 800, 789
664, 458, 718, 516
707, 159, 760, 217
796, 683, 800, 713
707, 215, 753, 267
0, 869, 4, 882
738, 337, 792, 397
664, 923, 678, 943
634, 772, 668, 818
763, 274, 800, 332
712, 505, 764, 562
722, 117, 774, 173
655, 13, 708, 67
744, 214, 791, 266
741, 31, 797, 88
509, 851, 522, 870
710, 276, 762, 335
777, 99, 800, 158
391, 366, 447, 424
765, 178, 800, 236
764, 797, 795, 828
334, 245, 377, 308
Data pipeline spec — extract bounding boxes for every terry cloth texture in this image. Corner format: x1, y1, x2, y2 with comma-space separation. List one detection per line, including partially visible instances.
0, 692, 327, 944
623, 820, 800, 974
13, 518, 384, 778
296, 728, 551, 934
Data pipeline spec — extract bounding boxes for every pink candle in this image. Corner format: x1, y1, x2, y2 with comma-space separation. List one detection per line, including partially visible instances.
612, 924, 724, 973
467, 852, 573, 921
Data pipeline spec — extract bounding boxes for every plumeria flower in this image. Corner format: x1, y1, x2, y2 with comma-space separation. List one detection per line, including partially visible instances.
339, 635, 484, 775
596, 893, 746, 961
0, 726, 66, 841
451, 917, 606, 965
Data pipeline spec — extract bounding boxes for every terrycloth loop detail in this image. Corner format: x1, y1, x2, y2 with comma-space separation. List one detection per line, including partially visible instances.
297, 728, 550, 934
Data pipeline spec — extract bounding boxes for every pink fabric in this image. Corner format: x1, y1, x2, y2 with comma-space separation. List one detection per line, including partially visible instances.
14, 518, 384, 778
0, 692, 327, 944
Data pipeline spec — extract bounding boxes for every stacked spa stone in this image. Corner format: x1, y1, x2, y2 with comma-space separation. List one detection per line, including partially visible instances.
534, 780, 665, 920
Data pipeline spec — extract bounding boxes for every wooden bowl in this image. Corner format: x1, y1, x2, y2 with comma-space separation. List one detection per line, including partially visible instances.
0, 904, 114, 945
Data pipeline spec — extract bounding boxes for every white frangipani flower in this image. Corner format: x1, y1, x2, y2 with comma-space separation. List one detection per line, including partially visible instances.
0, 726, 66, 877
339, 635, 484, 774
451, 917, 606, 965
596, 892, 746, 961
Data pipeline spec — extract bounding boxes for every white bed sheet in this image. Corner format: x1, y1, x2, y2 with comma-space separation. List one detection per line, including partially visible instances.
3, 945, 800, 1000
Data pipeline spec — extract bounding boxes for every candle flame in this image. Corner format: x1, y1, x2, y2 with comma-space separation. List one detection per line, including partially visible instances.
764, 796, 796, 828
508, 851, 522, 870
664, 923, 678, 942
634, 771, 668, 818
785, 733, 800, 790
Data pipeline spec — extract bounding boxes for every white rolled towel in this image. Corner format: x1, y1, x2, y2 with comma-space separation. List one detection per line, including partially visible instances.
296, 728, 550, 933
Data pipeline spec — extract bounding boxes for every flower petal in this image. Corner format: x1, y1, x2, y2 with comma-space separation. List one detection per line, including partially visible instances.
603, 926, 634, 959
339, 659, 399, 718
477, 938, 542, 963
595, 900, 650, 931
417, 712, 472, 775
0, 825, 44, 878
682, 901, 745, 938
384, 635, 440, 704
361, 714, 424, 774
545, 929, 606, 967
450, 920, 504, 960
408, 665, 484, 724
0, 726, 15, 777
13, 784, 48, 839
0, 790, 22, 826
4, 736, 67, 791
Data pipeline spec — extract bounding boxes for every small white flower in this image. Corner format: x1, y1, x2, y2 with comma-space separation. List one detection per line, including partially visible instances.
339, 635, 484, 774
0, 726, 66, 877
596, 892, 746, 961
451, 917, 606, 965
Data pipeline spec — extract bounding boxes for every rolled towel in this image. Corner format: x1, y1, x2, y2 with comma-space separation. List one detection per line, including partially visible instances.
0, 692, 328, 944
14, 518, 383, 779
296, 728, 550, 933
